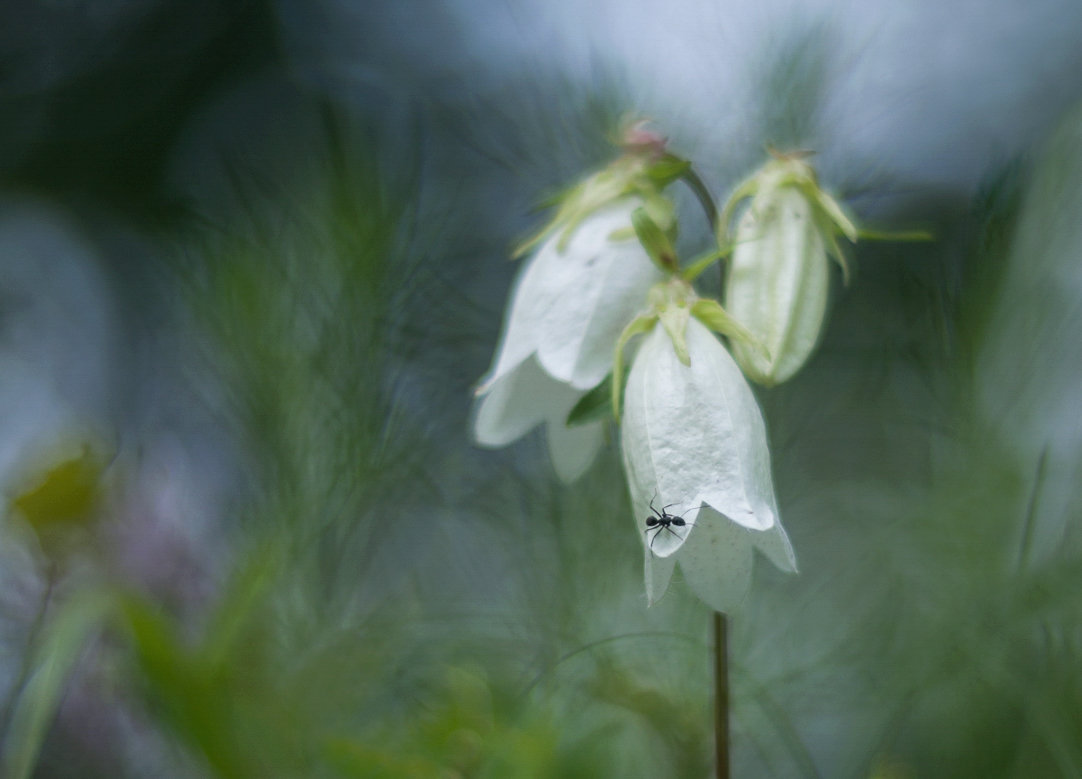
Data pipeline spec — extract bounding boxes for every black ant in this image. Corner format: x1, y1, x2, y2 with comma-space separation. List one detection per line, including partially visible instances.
644, 494, 692, 550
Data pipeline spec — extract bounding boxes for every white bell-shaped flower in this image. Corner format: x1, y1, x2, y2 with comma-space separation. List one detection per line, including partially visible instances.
621, 316, 797, 612
475, 198, 664, 481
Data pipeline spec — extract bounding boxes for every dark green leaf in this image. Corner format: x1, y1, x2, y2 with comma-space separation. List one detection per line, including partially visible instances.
565, 375, 614, 427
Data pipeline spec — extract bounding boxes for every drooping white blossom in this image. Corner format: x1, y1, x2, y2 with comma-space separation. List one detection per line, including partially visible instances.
474, 198, 664, 481
621, 316, 796, 612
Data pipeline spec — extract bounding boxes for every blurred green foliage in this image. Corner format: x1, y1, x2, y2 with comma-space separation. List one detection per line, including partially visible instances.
11, 447, 104, 539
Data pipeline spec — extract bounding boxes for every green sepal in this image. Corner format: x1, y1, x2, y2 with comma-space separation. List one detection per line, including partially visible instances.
681, 247, 727, 282
606, 226, 635, 242
644, 153, 692, 185
657, 303, 691, 366
856, 227, 934, 242
511, 150, 687, 260
612, 313, 658, 421
640, 190, 677, 232
553, 174, 632, 252
807, 185, 858, 243
690, 298, 768, 359
511, 169, 629, 258
815, 210, 853, 286
632, 207, 677, 273
716, 172, 761, 246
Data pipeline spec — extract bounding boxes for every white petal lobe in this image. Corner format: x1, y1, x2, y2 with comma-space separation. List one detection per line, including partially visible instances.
531, 200, 664, 389
474, 357, 577, 446
676, 510, 755, 613
547, 417, 602, 483
644, 548, 677, 606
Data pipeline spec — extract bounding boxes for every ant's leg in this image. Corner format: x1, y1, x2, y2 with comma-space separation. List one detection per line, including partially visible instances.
664, 525, 688, 543
648, 526, 665, 550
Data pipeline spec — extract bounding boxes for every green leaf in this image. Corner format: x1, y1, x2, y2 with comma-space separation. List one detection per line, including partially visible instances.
631, 208, 676, 273
565, 375, 613, 427
119, 594, 253, 779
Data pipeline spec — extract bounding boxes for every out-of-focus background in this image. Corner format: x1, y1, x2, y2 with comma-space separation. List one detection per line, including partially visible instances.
2, 1, 1082, 776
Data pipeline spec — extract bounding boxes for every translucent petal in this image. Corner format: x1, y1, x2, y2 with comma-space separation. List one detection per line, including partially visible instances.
474, 357, 579, 447
644, 546, 677, 606
753, 519, 798, 573
474, 357, 602, 480
547, 416, 603, 483
675, 509, 754, 614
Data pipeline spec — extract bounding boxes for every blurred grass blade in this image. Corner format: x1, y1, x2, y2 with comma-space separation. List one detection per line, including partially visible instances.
2, 590, 115, 779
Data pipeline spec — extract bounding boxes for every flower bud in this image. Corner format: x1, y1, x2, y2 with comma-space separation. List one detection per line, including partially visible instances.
720, 156, 856, 386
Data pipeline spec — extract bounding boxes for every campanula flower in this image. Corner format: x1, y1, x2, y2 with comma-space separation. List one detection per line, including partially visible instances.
474, 198, 664, 480
621, 315, 796, 612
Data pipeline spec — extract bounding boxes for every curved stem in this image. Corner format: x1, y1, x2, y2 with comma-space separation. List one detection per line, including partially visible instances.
681, 167, 718, 235
713, 611, 730, 779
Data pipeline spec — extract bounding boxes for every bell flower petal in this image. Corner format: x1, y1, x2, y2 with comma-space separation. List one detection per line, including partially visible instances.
677, 508, 795, 612
546, 415, 603, 483
473, 356, 603, 482
622, 317, 796, 610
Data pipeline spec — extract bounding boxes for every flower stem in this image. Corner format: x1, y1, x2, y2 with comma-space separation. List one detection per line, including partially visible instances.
680, 167, 718, 235
713, 610, 729, 779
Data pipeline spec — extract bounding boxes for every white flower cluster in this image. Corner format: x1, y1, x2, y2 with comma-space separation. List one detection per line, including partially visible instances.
474, 136, 868, 612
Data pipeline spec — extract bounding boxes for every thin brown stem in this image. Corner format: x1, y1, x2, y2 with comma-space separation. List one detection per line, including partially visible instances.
713, 611, 729, 779
681, 167, 718, 236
